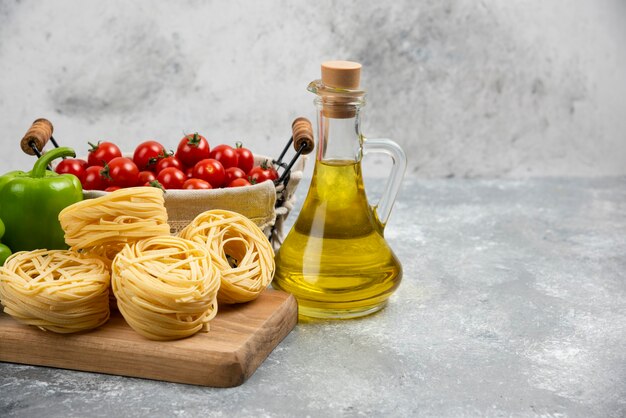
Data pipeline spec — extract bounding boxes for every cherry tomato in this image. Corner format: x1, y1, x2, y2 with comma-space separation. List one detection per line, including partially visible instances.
209, 144, 238, 169
143, 180, 165, 191
133, 140, 167, 172
176, 133, 210, 168
225, 167, 247, 184
185, 166, 194, 178
228, 178, 252, 188
104, 186, 121, 192
157, 167, 186, 189
55, 158, 88, 183
193, 159, 226, 188
104, 157, 139, 188
82, 165, 107, 190
183, 178, 212, 190
248, 161, 279, 184
267, 164, 279, 180
88, 141, 122, 167
138, 170, 156, 185
234, 142, 254, 174
156, 156, 183, 173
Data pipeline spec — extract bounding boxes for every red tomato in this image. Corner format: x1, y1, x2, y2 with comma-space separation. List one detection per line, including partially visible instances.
104, 186, 121, 192
104, 157, 139, 188
82, 165, 107, 190
209, 144, 238, 169
248, 161, 279, 184
87, 141, 122, 167
143, 180, 164, 191
55, 158, 88, 183
267, 164, 279, 180
156, 156, 183, 173
176, 133, 210, 167
133, 140, 167, 172
193, 159, 226, 188
228, 178, 251, 188
234, 142, 254, 174
225, 167, 247, 184
138, 170, 156, 185
185, 166, 194, 178
183, 178, 212, 190
157, 167, 186, 189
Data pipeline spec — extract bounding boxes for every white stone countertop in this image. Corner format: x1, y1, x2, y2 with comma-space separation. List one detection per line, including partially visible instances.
1, 177, 625, 417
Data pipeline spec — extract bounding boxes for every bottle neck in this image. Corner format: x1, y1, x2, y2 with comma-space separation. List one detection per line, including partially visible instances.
315, 106, 363, 163
308, 79, 366, 164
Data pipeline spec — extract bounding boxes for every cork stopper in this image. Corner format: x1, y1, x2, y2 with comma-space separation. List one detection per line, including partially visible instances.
318, 61, 363, 118
321, 61, 361, 90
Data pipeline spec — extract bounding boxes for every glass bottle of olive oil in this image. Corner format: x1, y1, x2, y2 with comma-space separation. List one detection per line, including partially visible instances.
273, 61, 406, 319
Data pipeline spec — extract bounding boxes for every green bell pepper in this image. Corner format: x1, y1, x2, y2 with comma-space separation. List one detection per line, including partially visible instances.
0, 217, 11, 266
0, 171, 22, 195
0, 170, 56, 211
0, 147, 83, 252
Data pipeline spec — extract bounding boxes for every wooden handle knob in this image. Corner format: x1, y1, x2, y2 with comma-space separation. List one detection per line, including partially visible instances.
291, 117, 314, 155
21, 118, 53, 155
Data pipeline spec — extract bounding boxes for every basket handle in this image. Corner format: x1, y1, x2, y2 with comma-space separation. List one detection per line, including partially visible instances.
291, 117, 314, 155
21, 118, 53, 156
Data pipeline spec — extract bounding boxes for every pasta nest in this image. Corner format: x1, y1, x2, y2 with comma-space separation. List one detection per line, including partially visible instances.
0, 250, 110, 333
111, 236, 220, 341
179, 209, 275, 304
58, 187, 171, 252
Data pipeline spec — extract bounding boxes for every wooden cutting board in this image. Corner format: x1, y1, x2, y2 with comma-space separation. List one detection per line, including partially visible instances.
0, 289, 297, 387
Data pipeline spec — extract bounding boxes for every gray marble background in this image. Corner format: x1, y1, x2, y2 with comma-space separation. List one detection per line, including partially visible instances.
0, 0, 625, 177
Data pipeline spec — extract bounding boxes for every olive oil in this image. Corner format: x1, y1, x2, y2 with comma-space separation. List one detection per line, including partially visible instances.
273, 159, 402, 319
273, 60, 406, 319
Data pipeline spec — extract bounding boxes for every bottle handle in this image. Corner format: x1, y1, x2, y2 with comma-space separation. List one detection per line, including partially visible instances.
362, 137, 407, 227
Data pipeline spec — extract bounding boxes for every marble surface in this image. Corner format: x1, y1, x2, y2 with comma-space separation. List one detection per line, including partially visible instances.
1, 0, 626, 178
1, 177, 625, 417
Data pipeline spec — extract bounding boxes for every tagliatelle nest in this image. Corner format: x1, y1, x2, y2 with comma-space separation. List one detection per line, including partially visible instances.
178, 209, 275, 304
0, 250, 110, 333
111, 236, 220, 341
58, 187, 170, 251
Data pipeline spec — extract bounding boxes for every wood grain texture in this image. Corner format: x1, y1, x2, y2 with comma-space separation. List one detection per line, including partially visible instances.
0, 289, 297, 387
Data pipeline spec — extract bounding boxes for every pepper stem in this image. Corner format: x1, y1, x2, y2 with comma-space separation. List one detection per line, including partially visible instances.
31, 147, 77, 178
